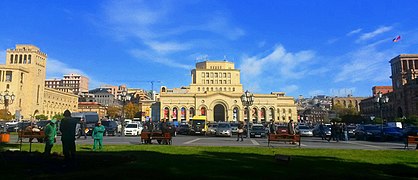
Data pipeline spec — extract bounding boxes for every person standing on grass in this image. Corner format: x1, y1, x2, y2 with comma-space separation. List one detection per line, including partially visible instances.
287, 119, 296, 144
236, 121, 244, 141
44, 119, 57, 157
77, 119, 87, 139
92, 121, 105, 151
60, 110, 77, 163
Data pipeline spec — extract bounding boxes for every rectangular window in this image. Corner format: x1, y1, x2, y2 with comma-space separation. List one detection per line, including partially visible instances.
5, 71, 12, 82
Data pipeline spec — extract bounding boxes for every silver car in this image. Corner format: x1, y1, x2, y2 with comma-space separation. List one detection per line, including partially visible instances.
215, 123, 232, 137
297, 125, 314, 137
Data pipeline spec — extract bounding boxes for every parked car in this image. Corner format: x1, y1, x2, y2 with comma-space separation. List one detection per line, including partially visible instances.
230, 122, 239, 134
347, 125, 356, 138
102, 120, 118, 136
207, 123, 218, 136
250, 124, 267, 138
355, 125, 382, 141
276, 124, 288, 134
382, 127, 403, 141
72, 112, 100, 136
124, 123, 143, 136
177, 124, 191, 135
402, 126, 418, 136
296, 125, 313, 137
215, 123, 232, 137
312, 124, 331, 137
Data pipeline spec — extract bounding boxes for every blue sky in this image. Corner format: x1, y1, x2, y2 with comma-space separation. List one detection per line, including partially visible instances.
1, 0, 418, 98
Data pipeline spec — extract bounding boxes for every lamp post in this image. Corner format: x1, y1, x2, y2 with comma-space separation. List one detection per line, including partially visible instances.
118, 90, 131, 136
241, 90, 254, 139
375, 91, 389, 131
0, 89, 15, 121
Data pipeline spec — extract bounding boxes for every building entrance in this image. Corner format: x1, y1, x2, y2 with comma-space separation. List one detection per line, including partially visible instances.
214, 104, 225, 122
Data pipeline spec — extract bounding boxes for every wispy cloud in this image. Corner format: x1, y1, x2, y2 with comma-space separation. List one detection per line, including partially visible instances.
329, 88, 357, 97
333, 43, 394, 83
101, 1, 244, 68
46, 58, 102, 89
357, 26, 392, 42
308, 90, 326, 97
282, 85, 299, 93
347, 28, 362, 36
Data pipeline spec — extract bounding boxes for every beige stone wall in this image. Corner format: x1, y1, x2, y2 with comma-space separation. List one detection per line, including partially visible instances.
159, 61, 297, 124
0, 45, 47, 119
43, 87, 78, 118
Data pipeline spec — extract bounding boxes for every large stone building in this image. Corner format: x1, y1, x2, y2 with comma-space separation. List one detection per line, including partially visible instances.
159, 61, 297, 124
332, 95, 365, 112
360, 86, 394, 120
1, 44, 78, 119
390, 54, 418, 117
45, 73, 89, 95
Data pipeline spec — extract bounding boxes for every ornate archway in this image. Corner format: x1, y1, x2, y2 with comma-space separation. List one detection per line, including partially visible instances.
214, 104, 226, 122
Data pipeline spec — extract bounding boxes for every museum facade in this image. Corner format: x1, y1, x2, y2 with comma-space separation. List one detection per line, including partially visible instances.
159, 61, 297, 124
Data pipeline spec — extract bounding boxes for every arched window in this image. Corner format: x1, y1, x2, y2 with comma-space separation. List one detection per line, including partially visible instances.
10, 54, 13, 64
19, 55, 23, 63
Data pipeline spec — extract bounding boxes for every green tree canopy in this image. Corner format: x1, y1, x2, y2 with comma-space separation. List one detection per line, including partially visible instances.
35, 114, 48, 120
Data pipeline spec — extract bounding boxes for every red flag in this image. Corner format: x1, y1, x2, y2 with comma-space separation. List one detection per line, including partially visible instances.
392, 35, 401, 42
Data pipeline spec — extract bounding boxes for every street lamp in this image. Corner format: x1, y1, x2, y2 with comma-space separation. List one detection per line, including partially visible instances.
375, 91, 389, 130
241, 90, 254, 139
0, 89, 15, 120
118, 90, 131, 135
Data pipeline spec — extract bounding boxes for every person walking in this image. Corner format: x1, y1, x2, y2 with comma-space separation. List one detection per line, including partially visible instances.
319, 123, 326, 140
287, 119, 296, 144
92, 121, 105, 151
77, 119, 87, 139
268, 121, 276, 135
342, 123, 348, 141
44, 119, 57, 157
60, 110, 77, 163
236, 121, 244, 141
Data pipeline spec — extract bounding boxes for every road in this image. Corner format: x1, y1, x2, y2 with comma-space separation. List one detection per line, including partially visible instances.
9, 134, 409, 150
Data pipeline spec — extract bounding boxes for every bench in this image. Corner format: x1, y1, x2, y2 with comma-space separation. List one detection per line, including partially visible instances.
18, 130, 45, 143
268, 133, 301, 147
140, 131, 172, 145
404, 136, 418, 149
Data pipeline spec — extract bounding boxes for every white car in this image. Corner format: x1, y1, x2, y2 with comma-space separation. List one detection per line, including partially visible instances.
124, 123, 143, 136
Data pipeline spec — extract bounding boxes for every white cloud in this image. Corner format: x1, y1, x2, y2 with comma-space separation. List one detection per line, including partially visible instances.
282, 85, 299, 93
308, 90, 325, 97
357, 26, 392, 42
101, 1, 244, 69
46, 58, 103, 89
329, 88, 357, 97
333, 45, 393, 83
347, 28, 362, 36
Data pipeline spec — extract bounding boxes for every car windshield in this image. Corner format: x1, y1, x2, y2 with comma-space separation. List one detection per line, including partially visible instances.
218, 124, 230, 128
85, 115, 99, 123
252, 126, 264, 130
298, 126, 310, 129
126, 124, 138, 128
230, 123, 239, 127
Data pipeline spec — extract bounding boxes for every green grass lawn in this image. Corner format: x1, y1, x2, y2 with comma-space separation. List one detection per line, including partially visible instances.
1, 143, 417, 179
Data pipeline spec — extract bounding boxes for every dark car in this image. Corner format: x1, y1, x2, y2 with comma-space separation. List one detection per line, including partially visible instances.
312, 124, 331, 137
403, 126, 418, 136
250, 124, 267, 138
102, 120, 118, 136
177, 124, 190, 135
355, 125, 382, 141
347, 125, 356, 138
382, 127, 403, 141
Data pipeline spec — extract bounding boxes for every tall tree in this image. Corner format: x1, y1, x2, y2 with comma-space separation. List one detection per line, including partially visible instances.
124, 102, 139, 119
107, 106, 121, 119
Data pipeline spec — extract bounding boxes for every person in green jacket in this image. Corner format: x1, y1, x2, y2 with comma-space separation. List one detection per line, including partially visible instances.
92, 121, 105, 151
44, 119, 57, 157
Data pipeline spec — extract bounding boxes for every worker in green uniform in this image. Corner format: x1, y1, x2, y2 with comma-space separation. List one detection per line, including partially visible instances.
44, 119, 57, 157
92, 121, 105, 151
